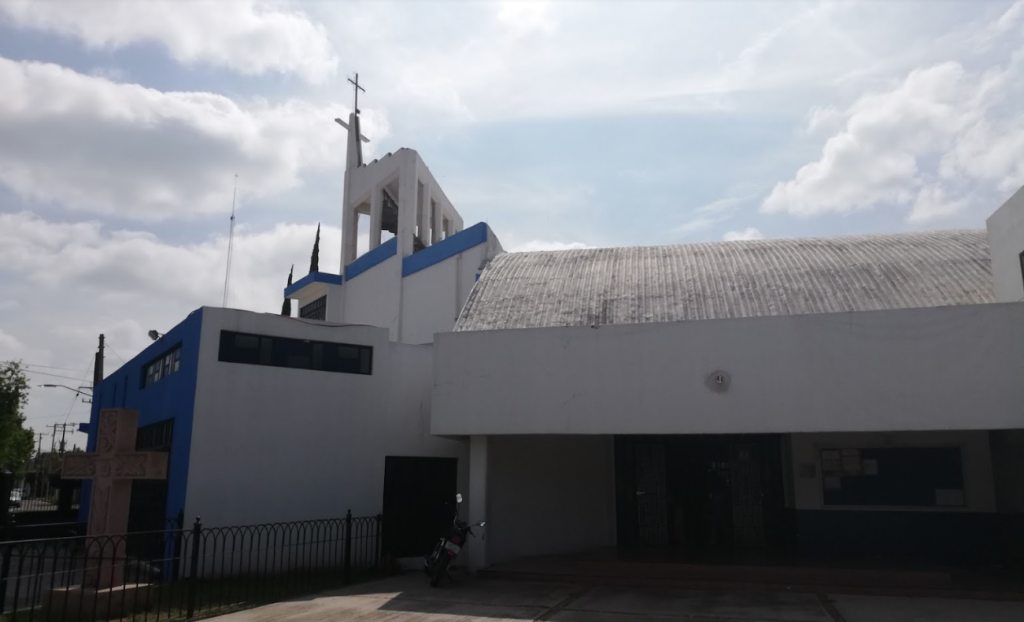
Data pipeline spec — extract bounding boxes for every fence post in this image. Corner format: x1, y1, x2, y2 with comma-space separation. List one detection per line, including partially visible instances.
0, 516, 13, 614
374, 514, 382, 570
172, 510, 185, 581
343, 510, 352, 585
0, 470, 11, 533
186, 516, 202, 619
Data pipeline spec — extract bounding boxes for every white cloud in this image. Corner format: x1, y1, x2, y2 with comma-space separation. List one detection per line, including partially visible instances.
511, 240, 594, 253
0, 212, 352, 426
908, 184, 969, 223
0, 329, 47, 362
314, 0, 963, 123
693, 196, 746, 215
0, 0, 338, 83
0, 212, 340, 312
805, 105, 843, 135
0, 57, 385, 220
762, 34, 1024, 223
674, 217, 720, 236
763, 62, 967, 218
496, 0, 557, 39
761, 2, 1024, 224
448, 178, 594, 217
723, 228, 765, 241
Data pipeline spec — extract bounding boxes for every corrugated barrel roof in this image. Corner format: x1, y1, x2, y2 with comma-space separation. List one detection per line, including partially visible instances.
456, 229, 994, 331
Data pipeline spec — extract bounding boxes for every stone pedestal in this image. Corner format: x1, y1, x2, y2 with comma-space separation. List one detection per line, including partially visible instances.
43, 584, 153, 619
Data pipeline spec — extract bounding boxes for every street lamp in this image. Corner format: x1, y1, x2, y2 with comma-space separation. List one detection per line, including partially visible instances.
38, 384, 93, 402
148, 330, 164, 341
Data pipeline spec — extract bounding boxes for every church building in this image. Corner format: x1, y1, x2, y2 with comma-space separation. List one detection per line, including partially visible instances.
83, 101, 1024, 574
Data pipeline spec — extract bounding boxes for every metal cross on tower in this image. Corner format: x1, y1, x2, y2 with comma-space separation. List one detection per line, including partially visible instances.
349, 73, 366, 114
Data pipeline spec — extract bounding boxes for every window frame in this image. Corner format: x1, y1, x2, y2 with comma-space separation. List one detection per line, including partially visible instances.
299, 295, 327, 321
141, 344, 183, 388
217, 330, 372, 375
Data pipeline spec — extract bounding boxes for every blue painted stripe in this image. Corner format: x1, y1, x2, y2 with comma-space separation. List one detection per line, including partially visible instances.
402, 223, 488, 277
345, 237, 397, 280
284, 271, 343, 298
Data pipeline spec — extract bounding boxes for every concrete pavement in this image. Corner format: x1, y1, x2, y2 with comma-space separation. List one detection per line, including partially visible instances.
208, 573, 1024, 622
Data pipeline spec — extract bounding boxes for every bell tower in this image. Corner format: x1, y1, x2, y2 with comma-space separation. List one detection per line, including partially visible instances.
336, 76, 463, 272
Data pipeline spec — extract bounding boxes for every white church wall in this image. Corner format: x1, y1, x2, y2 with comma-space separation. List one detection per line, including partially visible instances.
433, 302, 1024, 436
986, 185, 1024, 303
486, 435, 616, 564
347, 149, 415, 210
788, 431, 997, 513
343, 254, 401, 339
185, 307, 468, 528
401, 243, 492, 344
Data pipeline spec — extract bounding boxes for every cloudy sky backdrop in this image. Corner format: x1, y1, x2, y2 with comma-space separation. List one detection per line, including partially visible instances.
1, 0, 1023, 448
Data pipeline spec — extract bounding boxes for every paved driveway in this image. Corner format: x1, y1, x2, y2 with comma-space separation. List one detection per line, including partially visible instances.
209, 573, 1024, 622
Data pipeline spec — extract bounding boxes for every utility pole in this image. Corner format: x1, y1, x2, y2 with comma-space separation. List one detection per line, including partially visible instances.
34, 432, 45, 494
94, 334, 104, 389
46, 423, 70, 455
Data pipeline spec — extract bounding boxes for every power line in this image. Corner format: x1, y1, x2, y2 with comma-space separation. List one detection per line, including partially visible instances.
25, 414, 89, 423
105, 341, 126, 364
0, 361, 90, 373
62, 356, 94, 426
23, 368, 90, 382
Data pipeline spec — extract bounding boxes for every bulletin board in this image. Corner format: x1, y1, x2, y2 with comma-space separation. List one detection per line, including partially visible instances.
820, 447, 965, 507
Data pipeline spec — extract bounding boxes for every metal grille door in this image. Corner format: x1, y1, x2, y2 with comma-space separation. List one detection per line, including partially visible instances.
730, 444, 765, 548
635, 441, 668, 547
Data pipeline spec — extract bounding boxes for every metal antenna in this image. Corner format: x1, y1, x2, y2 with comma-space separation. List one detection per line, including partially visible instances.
222, 174, 238, 307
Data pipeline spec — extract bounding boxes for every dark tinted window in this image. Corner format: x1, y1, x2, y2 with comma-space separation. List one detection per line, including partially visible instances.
218, 330, 372, 375
299, 296, 327, 320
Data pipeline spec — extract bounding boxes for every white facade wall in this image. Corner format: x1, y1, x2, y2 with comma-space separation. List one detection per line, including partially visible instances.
986, 185, 1024, 303
185, 307, 468, 527
343, 255, 402, 340
486, 435, 617, 564
433, 303, 1024, 436
401, 244, 493, 345
788, 431, 997, 512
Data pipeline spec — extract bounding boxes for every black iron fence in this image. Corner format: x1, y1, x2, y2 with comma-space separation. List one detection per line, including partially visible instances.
0, 511, 382, 622
7, 477, 81, 519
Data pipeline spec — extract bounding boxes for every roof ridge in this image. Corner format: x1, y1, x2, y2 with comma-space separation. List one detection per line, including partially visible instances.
508, 228, 987, 256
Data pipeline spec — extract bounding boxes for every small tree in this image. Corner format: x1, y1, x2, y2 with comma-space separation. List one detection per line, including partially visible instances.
0, 361, 35, 474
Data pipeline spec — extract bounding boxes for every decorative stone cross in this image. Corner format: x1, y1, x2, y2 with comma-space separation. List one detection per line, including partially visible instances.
62, 409, 168, 589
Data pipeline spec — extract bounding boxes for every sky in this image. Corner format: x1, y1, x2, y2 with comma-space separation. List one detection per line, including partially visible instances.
1, 0, 1024, 449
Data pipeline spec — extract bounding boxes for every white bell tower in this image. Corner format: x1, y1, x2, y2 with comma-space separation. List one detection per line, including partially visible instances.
284, 73, 502, 344
336, 75, 463, 270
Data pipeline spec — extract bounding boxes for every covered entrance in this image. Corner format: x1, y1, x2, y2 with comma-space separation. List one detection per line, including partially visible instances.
614, 435, 789, 560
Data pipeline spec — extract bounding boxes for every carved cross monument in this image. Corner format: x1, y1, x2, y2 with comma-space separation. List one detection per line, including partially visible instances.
62, 409, 169, 589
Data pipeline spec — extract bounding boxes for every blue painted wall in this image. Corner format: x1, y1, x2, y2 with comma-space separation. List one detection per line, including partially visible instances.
79, 308, 204, 527
345, 237, 397, 281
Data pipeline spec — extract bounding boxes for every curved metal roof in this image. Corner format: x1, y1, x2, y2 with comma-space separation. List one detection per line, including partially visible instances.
455, 229, 994, 331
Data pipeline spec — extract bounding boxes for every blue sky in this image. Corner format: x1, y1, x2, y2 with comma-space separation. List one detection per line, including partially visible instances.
1, 0, 1023, 442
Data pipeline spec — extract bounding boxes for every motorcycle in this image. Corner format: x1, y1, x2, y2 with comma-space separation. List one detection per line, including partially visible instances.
424, 493, 485, 587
